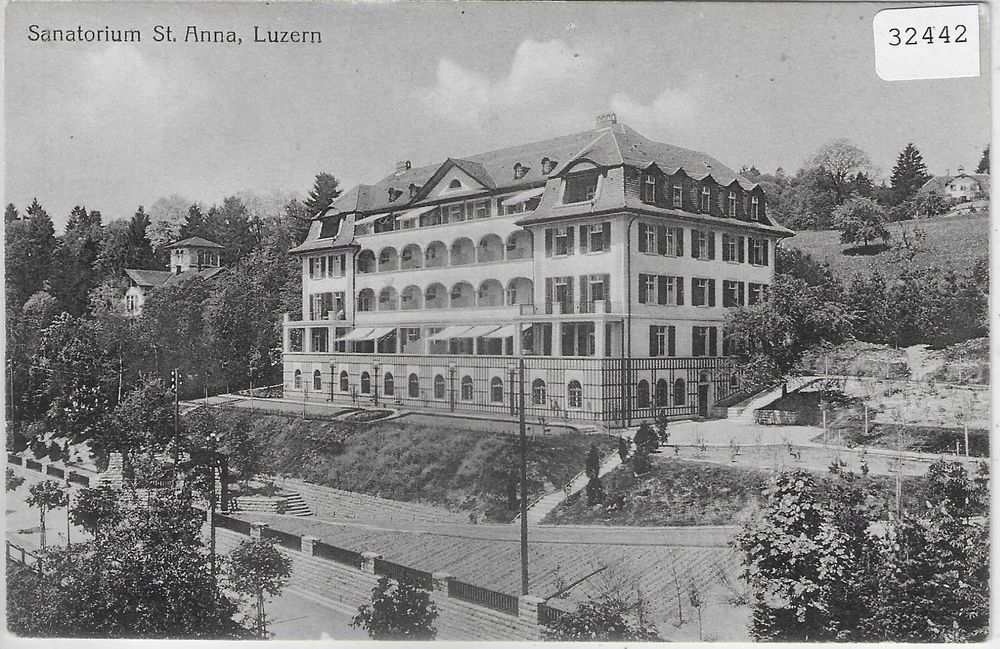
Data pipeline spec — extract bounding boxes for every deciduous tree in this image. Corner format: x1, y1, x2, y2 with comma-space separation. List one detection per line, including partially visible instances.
227, 538, 293, 638
27, 479, 68, 548
351, 575, 438, 640
832, 197, 890, 248
542, 599, 661, 641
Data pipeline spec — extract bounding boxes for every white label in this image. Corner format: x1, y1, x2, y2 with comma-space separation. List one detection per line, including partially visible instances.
873, 4, 981, 81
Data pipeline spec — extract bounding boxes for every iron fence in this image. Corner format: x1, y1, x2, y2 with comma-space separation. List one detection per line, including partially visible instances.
537, 602, 567, 626
45, 465, 64, 478
8, 453, 22, 465
313, 541, 363, 569
373, 558, 433, 591
25, 459, 42, 472
262, 526, 302, 551
67, 471, 90, 487
447, 578, 519, 616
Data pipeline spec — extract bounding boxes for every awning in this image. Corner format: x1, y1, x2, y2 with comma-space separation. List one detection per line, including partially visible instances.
426, 325, 475, 341
463, 324, 503, 338
365, 327, 396, 341
397, 204, 437, 223
336, 328, 374, 342
501, 186, 546, 207
354, 211, 395, 226
483, 323, 518, 338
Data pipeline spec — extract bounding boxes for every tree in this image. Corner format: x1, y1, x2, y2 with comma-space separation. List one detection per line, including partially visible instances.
351, 575, 438, 640
808, 139, 872, 205
51, 205, 104, 315
6, 468, 25, 492
889, 143, 931, 206
974, 145, 989, 174
222, 414, 263, 488
542, 599, 662, 641
107, 376, 175, 465
5, 202, 19, 223
227, 538, 293, 638
180, 203, 209, 239
633, 423, 657, 456
654, 410, 670, 446
303, 172, 342, 219
833, 197, 890, 248
26, 479, 68, 548
5, 198, 57, 312
68, 485, 123, 538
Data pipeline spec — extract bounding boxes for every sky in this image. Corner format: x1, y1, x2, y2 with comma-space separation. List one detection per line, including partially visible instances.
5, 1, 991, 231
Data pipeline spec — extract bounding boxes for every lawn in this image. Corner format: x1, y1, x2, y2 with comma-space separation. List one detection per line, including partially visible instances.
782, 212, 987, 278
201, 409, 615, 522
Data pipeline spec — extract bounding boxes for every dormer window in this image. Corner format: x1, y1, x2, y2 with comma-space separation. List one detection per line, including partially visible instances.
672, 185, 683, 208
564, 173, 599, 204
751, 195, 760, 220
700, 186, 711, 212
409, 183, 420, 198
728, 191, 737, 217
641, 173, 657, 203
513, 162, 527, 179
541, 157, 557, 175
448, 179, 462, 190
388, 187, 402, 202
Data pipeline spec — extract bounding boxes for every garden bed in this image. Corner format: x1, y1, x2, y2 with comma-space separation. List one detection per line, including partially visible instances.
812, 423, 989, 458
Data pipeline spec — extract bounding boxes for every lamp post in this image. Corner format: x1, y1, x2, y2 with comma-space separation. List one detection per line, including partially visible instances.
208, 432, 218, 584
518, 357, 528, 595
329, 362, 336, 402
373, 360, 380, 407
448, 362, 456, 413
507, 362, 516, 417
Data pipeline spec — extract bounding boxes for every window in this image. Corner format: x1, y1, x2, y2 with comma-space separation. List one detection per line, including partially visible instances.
564, 174, 599, 203
580, 222, 610, 253
448, 203, 467, 222
358, 289, 374, 312
748, 238, 769, 266
722, 234, 745, 263
360, 372, 371, 394
545, 227, 573, 257
384, 372, 394, 396
691, 278, 715, 307
728, 191, 737, 217
567, 380, 582, 408
692, 229, 715, 260
311, 254, 346, 278
473, 200, 489, 219
531, 378, 547, 405
561, 322, 596, 357
310, 328, 329, 353
546, 276, 574, 312
433, 374, 446, 399
655, 379, 669, 407
490, 377, 504, 403
656, 276, 681, 306
693, 326, 718, 357
293, 370, 302, 389
408, 373, 420, 398
649, 325, 676, 357
723, 280, 746, 307
461, 376, 474, 401
639, 223, 657, 253
579, 273, 610, 312
672, 185, 683, 208
641, 173, 656, 203
751, 195, 760, 220
673, 378, 686, 405
313, 370, 322, 391
700, 186, 711, 212
748, 283, 768, 305
638, 273, 657, 304
660, 226, 683, 256
340, 370, 349, 392
448, 179, 462, 189
288, 328, 304, 352
637, 380, 650, 409
357, 251, 375, 274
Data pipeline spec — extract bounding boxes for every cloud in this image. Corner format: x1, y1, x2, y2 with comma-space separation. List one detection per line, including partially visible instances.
79, 45, 177, 117
414, 39, 596, 128
609, 85, 702, 136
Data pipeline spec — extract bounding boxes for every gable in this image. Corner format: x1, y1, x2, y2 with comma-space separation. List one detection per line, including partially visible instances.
425, 166, 490, 200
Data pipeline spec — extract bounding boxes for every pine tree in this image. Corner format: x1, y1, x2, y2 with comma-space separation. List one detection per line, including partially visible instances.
126, 206, 156, 268
180, 204, 208, 240
5, 202, 19, 224
303, 172, 342, 218
975, 145, 989, 174
51, 206, 104, 315
889, 143, 931, 206
5, 198, 57, 311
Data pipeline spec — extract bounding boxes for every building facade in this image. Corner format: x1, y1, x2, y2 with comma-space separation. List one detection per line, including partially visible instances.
123, 236, 225, 316
282, 115, 792, 426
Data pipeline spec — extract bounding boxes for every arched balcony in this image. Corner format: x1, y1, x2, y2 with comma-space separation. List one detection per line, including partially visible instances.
506, 231, 533, 260
400, 285, 422, 310
477, 234, 504, 263
425, 241, 447, 268
400, 244, 422, 270
450, 238, 475, 266
357, 288, 375, 312
357, 249, 376, 274
425, 282, 447, 309
450, 281, 475, 308
378, 247, 399, 272
506, 277, 533, 305
378, 286, 398, 311
477, 279, 504, 307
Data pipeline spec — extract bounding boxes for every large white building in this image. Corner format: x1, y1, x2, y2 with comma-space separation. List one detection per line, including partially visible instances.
282, 115, 792, 426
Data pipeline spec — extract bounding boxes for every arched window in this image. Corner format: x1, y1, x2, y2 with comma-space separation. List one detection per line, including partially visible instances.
433, 374, 446, 399
360, 371, 371, 394
637, 380, 650, 409
313, 370, 322, 391
532, 378, 547, 405
461, 376, 474, 401
655, 379, 669, 408
408, 373, 420, 398
384, 372, 395, 396
673, 378, 686, 406
339, 370, 349, 392
293, 369, 302, 389
567, 380, 582, 408
357, 289, 375, 312
448, 179, 462, 189
490, 377, 504, 403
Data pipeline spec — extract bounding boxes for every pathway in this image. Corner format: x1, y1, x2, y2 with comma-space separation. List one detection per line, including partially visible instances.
519, 442, 628, 525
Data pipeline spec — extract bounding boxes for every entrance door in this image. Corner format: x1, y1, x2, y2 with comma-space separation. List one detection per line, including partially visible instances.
697, 383, 710, 417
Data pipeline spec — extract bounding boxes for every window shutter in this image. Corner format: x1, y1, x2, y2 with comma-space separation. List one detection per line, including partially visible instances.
737, 236, 745, 263
708, 232, 716, 259
564, 276, 574, 304
691, 278, 700, 306
545, 277, 554, 306
692, 326, 702, 356
601, 274, 611, 303
579, 225, 589, 253
676, 277, 684, 305
738, 282, 745, 306
708, 279, 716, 307
638, 224, 648, 253
579, 275, 590, 306
567, 227, 575, 254
657, 275, 669, 305
602, 222, 611, 249
545, 230, 553, 257
690, 230, 698, 258
763, 239, 770, 265
668, 326, 676, 356
676, 228, 684, 256
649, 326, 658, 357
638, 274, 648, 304
709, 327, 718, 356
652, 225, 664, 255
308, 258, 316, 278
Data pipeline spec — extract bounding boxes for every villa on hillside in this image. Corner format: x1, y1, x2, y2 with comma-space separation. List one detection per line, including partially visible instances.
281, 114, 792, 426
123, 236, 226, 315
919, 170, 990, 203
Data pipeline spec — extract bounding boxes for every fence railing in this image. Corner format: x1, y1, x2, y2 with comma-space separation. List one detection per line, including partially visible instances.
447, 578, 519, 616
373, 558, 433, 591
214, 513, 252, 536
537, 602, 566, 626
8, 453, 22, 465
6, 541, 42, 570
313, 541, 363, 569
25, 459, 42, 472
67, 471, 90, 487
262, 526, 302, 552
45, 465, 64, 478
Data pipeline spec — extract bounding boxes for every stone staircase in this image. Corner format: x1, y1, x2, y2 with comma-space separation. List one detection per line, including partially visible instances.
281, 491, 313, 516
92, 452, 125, 488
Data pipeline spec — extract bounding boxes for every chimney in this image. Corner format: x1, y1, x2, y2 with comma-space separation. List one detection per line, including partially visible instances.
596, 112, 617, 128
395, 160, 411, 175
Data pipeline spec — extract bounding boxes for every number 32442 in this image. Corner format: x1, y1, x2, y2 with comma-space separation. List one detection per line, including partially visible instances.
889, 25, 967, 46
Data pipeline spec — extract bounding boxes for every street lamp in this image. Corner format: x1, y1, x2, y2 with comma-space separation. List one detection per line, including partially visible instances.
373, 360, 381, 407
207, 432, 219, 583
329, 361, 336, 402
507, 362, 516, 417
448, 362, 457, 413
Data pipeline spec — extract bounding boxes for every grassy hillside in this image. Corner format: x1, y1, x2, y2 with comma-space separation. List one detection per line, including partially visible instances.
204, 408, 614, 521
781, 212, 987, 278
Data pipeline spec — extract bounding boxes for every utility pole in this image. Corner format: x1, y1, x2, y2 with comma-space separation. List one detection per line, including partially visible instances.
172, 368, 181, 475
518, 357, 529, 595
208, 432, 218, 585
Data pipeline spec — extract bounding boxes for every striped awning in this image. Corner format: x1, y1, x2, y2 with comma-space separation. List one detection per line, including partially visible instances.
426, 325, 475, 341
336, 327, 395, 342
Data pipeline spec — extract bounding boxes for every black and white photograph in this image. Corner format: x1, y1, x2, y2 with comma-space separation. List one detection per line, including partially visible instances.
3, 0, 991, 643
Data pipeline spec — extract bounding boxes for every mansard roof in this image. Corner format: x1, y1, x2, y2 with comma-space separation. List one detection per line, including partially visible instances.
124, 268, 173, 287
